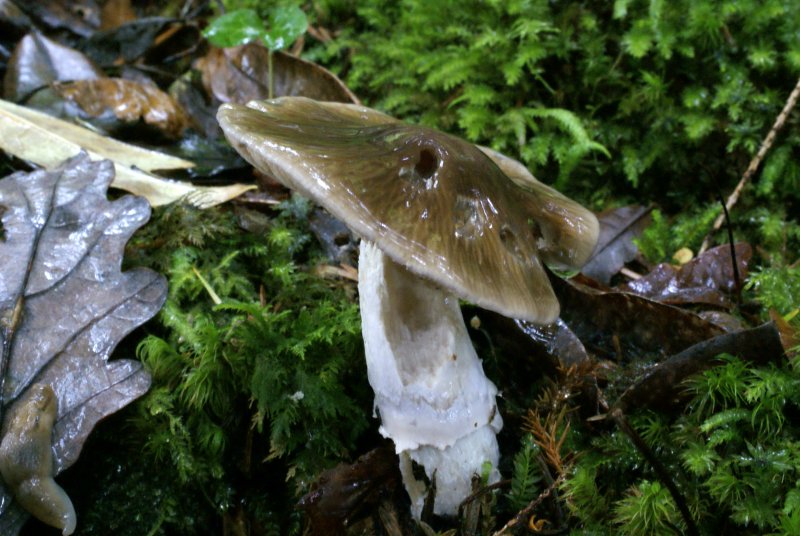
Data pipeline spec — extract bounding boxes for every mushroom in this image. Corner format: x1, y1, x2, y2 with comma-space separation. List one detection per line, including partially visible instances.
217, 97, 599, 517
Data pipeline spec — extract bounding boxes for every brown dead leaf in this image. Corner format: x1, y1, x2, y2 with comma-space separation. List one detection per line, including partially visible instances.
298, 445, 404, 535
614, 321, 785, 413
100, 0, 136, 31
3, 32, 102, 102
548, 271, 724, 359
581, 205, 652, 285
618, 243, 751, 308
196, 44, 358, 105
52, 77, 190, 139
15, 0, 100, 38
0, 98, 255, 208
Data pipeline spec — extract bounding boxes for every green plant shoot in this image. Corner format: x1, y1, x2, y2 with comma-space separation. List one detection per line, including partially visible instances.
203, 6, 308, 98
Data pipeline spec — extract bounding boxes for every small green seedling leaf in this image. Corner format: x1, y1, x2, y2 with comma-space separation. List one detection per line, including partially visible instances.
263, 5, 308, 51
203, 9, 268, 48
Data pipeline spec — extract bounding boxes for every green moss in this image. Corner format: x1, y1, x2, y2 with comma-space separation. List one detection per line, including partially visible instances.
78, 199, 370, 534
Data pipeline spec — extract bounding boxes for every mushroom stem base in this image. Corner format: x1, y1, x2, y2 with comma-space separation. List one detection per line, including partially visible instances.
358, 241, 502, 517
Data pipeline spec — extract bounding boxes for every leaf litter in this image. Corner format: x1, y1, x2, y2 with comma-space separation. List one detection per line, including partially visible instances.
0, 153, 167, 534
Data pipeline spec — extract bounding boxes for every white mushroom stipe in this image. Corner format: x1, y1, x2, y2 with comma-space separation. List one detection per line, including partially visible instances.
359, 240, 501, 517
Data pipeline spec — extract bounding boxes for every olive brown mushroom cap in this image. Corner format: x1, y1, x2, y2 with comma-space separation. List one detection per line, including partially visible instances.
218, 97, 599, 323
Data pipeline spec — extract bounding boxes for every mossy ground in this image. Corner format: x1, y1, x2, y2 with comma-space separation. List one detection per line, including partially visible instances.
30, 1, 800, 534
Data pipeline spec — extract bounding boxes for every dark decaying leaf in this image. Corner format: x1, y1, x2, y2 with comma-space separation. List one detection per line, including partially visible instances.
169, 70, 221, 139
309, 209, 357, 266
196, 44, 359, 105
49, 77, 190, 139
78, 16, 177, 65
0, 153, 167, 534
298, 445, 407, 535
581, 205, 652, 285
15, 0, 100, 38
618, 242, 751, 308
614, 321, 786, 413
3, 32, 102, 103
0, 2, 32, 47
548, 271, 724, 360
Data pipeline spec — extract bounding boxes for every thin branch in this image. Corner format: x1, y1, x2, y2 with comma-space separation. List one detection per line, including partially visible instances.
491, 473, 567, 536
699, 76, 800, 254
610, 409, 699, 536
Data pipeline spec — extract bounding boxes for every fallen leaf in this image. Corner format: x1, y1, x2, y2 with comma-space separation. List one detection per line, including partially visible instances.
169, 71, 222, 139
99, 0, 136, 31
3, 32, 102, 102
79, 16, 176, 65
14, 0, 100, 38
614, 321, 785, 413
0, 154, 168, 534
309, 209, 357, 265
0, 2, 32, 46
298, 445, 403, 534
0, 98, 254, 207
618, 243, 751, 308
196, 44, 358, 105
548, 271, 724, 359
581, 205, 652, 285
52, 77, 190, 139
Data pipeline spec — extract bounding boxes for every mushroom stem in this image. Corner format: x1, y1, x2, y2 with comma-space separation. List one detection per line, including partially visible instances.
358, 240, 502, 517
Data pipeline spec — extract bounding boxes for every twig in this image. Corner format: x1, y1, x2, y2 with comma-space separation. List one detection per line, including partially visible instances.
610, 409, 699, 536
717, 192, 742, 306
491, 473, 567, 536
699, 76, 800, 254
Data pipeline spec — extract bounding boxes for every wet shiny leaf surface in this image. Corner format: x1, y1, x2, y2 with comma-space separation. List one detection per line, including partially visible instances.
3, 32, 101, 102
549, 271, 724, 359
581, 205, 651, 285
0, 153, 167, 534
51, 77, 190, 140
618, 243, 751, 308
196, 44, 359, 105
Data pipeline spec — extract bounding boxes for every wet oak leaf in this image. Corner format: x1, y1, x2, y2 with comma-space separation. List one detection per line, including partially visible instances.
0, 153, 167, 534
14, 0, 100, 38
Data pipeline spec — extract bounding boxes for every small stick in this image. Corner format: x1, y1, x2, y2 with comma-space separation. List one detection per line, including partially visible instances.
699, 76, 800, 254
610, 409, 699, 536
491, 473, 566, 536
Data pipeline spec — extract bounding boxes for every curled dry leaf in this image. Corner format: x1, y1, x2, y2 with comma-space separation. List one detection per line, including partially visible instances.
618, 243, 751, 308
581, 205, 652, 285
0, 98, 254, 208
0, 153, 167, 535
196, 44, 358, 105
3, 32, 102, 102
52, 77, 190, 139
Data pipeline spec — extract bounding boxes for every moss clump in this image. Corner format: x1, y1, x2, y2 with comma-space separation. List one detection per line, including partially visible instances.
66, 199, 371, 534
